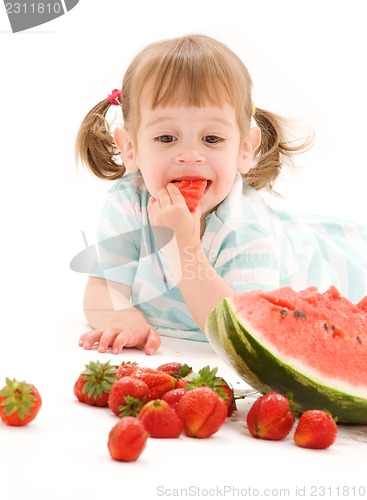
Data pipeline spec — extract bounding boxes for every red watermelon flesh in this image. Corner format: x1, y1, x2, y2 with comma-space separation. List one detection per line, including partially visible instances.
232, 286, 367, 388
173, 179, 207, 211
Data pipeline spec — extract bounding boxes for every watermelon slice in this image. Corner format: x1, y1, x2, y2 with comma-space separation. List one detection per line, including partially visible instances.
173, 179, 207, 212
205, 286, 367, 423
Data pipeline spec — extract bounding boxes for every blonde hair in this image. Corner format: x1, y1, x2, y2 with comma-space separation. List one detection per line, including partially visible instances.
76, 34, 311, 190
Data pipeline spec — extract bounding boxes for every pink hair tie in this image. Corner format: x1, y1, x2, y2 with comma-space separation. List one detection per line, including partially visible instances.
108, 89, 122, 106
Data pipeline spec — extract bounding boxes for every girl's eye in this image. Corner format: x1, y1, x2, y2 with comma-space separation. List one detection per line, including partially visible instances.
203, 135, 224, 144
155, 135, 176, 144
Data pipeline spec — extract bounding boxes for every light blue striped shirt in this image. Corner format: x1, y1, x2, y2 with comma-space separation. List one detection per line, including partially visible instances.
90, 172, 367, 342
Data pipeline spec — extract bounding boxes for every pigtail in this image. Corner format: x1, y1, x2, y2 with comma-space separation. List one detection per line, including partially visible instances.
75, 99, 125, 180
243, 107, 313, 192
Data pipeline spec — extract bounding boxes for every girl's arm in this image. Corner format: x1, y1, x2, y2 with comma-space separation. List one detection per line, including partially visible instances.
80, 276, 161, 355
172, 244, 234, 331
148, 184, 235, 332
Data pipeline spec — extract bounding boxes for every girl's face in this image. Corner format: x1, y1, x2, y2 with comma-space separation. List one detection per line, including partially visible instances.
116, 99, 260, 217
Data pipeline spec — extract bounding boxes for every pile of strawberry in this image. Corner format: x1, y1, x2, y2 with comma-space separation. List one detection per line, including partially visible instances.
73, 360, 339, 462
0, 361, 339, 462
74, 360, 236, 461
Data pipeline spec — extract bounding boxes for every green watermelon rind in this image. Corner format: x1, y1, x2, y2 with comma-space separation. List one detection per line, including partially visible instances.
205, 297, 367, 424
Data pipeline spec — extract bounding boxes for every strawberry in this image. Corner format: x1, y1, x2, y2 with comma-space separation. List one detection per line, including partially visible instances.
216, 377, 237, 416
294, 410, 338, 449
0, 378, 42, 426
157, 362, 192, 390
138, 399, 183, 438
156, 362, 192, 379
116, 361, 139, 378
108, 416, 148, 462
74, 360, 117, 407
108, 376, 148, 417
178, 386, 227, 438
246, 392, 295, 440
131, 367, 177, 401
161, 387, 187, 411
185, 365, 237, 416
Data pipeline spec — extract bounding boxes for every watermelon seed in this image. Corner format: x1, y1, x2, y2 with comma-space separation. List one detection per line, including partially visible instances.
323, 323, 336, 333
356, 336, 362, 344
279, 308, 287, 317
293, 310, 306, 319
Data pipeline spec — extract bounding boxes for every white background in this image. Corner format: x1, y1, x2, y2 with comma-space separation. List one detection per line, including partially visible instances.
1, 2, 367, 499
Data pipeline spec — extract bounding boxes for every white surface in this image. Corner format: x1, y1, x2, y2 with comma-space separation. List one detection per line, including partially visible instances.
1, 322, 367, 500
1, 2, 367, 499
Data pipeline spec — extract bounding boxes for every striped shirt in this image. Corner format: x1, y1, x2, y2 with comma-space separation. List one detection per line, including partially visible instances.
89, 172, 367, 342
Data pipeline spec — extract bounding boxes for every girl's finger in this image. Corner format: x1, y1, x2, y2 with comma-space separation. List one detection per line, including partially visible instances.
110, 331, 132, 354
156, 188, 172, 207
166, 183, 188, 207
144, 328, 161, 355
80, 330, 103, 349
97, 327, 123, 352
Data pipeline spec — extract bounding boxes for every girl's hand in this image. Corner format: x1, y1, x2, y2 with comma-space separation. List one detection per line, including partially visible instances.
148, 183, 201, 247
79, 321, 161, 355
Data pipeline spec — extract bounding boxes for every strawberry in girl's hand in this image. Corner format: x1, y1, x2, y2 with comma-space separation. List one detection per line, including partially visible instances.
74, 360, 117, 407
138, 399, 183, 438
161, 387, 187, 412
178, 386, 227, 438
294, 410, 338, 449
246, 392, 295, 440
108, 376, 148, 417
108, 416, 148, 462
0, 378, 42, 426
131, 367, 177, 401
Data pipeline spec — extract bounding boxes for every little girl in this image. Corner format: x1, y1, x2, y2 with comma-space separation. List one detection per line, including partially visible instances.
75, 34, 367, 355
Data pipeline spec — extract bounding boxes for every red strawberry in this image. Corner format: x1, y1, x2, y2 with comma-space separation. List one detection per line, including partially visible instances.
0, 378, 42, 426
161, 387, 187, 412
294, 410, 338, 449
131, 367, 177, 401
246, 392, 295, 440
108, 376, 148, 417
156, 362, 192, 379
74, 360, 117, 407
216, 377, 237, 416
178, 386, 227, 438
138, 399, 183, 438
108, 416, 148, 462
185, 365, 237, 416
116, 362, 139, 378
176, 378, 189, 389
173, 179, 207, 212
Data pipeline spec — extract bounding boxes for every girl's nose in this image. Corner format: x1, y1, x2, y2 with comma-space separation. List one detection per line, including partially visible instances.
175, 149, 205, 165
